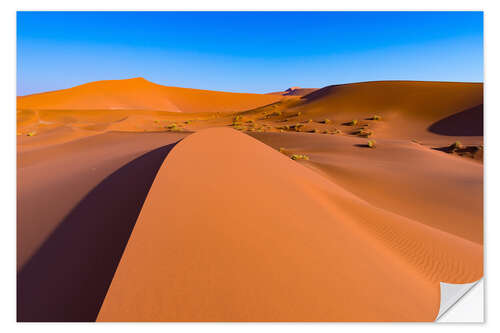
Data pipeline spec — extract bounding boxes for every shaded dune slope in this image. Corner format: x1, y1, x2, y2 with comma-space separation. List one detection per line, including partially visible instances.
98, 128, 482, 322
17, 134, 183, 322
17, 78, 282, 113
428, 104, 483, 136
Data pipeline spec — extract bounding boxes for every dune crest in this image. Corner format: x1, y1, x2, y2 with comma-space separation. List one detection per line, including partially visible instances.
97, 128, 482, 321
17, 77, 283, 113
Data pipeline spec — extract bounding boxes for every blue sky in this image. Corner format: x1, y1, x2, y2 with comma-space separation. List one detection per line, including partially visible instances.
17, 11, 483, 96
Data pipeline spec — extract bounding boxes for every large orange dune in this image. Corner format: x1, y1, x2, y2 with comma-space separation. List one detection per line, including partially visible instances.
17, 79, 483, 322
291, 81, 483, 140
17, 77, 283, 113
97, 128, 482, 322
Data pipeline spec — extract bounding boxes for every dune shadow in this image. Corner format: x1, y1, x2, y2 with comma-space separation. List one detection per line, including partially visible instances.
17, 141, 180, 322
428, 104, 483, 136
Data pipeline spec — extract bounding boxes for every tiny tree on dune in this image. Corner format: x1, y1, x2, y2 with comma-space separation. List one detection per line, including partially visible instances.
367, 140, 376, 148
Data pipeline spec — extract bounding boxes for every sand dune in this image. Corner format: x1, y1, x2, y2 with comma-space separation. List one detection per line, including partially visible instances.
17, 79, 483, 321
17, 131, 188, 321
268, 87, 318, 96
97, 128, 482, 321
17, 78, 282, 113
288, 81, 483, 140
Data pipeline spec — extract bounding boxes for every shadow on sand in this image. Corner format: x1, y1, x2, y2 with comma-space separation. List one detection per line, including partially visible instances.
428, 104, 483, 136
354, 143, 372, 148
17, 141, 179, 322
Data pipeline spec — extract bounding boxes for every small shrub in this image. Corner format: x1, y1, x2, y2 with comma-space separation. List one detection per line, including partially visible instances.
184, 120, 191, 124
165, 123, 183, 132
279, 147, 286, 153
291, 154, 309, 161
450, 141, 464, 150
26, 132, 36, 137
367, 140, 376, 148
322, 119, 331, 124
310, 128, 320, 133
266, 111, 282, 118
358, 129, 372, 137
154, 120, 159, 123
331, 129, 341, 134
372, 115, 381, 121
349, 119, 358, 126
297, 111, 302, 116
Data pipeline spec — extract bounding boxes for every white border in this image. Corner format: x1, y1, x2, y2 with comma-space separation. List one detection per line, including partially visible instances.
2, 1, 498, 331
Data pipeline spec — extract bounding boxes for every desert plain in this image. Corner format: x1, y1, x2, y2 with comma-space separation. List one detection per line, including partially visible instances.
16, 78, 483, 321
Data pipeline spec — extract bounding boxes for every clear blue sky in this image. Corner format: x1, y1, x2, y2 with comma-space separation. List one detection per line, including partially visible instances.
17, 11, 483, 96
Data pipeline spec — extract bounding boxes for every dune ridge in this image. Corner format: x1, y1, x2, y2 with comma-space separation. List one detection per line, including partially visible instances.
97, 128, 482, 322
17, 77, 283, 113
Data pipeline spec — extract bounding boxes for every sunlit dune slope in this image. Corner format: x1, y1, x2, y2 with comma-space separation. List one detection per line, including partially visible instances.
289, 81, 483, 139
98, 127, 482, 322
17, 78, 282, 113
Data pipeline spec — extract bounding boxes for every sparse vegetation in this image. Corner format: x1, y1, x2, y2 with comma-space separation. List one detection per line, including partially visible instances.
165, 123, 183, 132
291, 154, 309, 161
279, 147, 286, 153
310, 128, 320, 134
26, 132, 36, 137
349, 119, 358, 126
372, 115, 382, 121
450, 141, 464, 150
367, 140, 376, 148
184, 120, 191, 124
266, 111, 282, 118
357, 129, 372, 137
321, 119, 331, 124
291, 123, 304, 132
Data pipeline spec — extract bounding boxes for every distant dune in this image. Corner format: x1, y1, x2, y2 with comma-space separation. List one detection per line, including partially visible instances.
293, 81, 483, 139
97, 128, 482, 322
268, 87, 318, 96
17, 78, 282, 113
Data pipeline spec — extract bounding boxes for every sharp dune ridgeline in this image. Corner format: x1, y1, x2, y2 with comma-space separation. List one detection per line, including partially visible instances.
17, 78, 483, 321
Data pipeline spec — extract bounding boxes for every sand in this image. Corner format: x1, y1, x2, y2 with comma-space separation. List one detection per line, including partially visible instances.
97, 128, 482, 321
17, 77, 282, 113
17, 79, 483, 322
17, 131, 187, 321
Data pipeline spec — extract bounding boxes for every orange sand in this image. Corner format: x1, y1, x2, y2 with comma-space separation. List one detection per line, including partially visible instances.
97, 128, 482, 322
17, 77, 282, 113
17, 79, 483, 322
